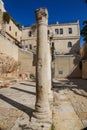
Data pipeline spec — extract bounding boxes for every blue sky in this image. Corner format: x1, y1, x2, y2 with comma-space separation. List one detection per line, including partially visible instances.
3, 0, 87, 46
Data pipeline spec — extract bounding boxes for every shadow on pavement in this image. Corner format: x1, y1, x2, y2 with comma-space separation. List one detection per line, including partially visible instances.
82, 127, 87, 130
0, 94, 34, 121
53, 79, 87, 98
20, 83, 36, 87
11, 87, 36, 95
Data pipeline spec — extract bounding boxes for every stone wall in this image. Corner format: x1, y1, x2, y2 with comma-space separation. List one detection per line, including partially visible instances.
0, 34, 35, 78
54, 55, 81, 78
0, 34, 18, 61
18, 49, 35, 76
53, 39, 80, 55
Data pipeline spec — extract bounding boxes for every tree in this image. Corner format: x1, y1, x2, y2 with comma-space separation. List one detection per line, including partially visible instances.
80, 42, 87, 59
0, 52, 18, 76
81, 20, 87, 42
3, 12, 10, 24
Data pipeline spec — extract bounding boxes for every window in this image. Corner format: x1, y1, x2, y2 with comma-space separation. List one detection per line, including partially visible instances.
49, 43, 51, 46
29, 44, 32, 49
68, 42, 72, 47
28, 31, 32, 37
55, 29, 59, 34
59, 71, 63, 74
68, 28, 72, 34
60, 28, 63, 34
25, 45, 28, 48
9, 26, 11, 31
48, 30, 50, 35
15, 32, 17, 37
52, 42, 54, 47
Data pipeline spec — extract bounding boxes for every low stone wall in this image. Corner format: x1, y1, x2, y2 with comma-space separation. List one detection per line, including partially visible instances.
0, 34, 35, 79
54, 55, 81, 79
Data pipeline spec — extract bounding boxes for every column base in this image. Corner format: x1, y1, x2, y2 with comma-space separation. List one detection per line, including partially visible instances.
32, 110, 52, 123
30, 117, 52, 130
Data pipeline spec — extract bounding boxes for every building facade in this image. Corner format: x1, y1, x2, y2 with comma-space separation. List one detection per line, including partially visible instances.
0, 11, 22, 43
0, 0, 21, 44
22, 21, 80, 55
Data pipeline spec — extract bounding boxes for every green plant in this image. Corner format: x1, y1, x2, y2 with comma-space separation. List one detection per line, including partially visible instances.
3, 12, 10, 24
30, 73, 35, 79
51, 124, 55, 130
3, 12, 21, 29
81, 20, 87, 42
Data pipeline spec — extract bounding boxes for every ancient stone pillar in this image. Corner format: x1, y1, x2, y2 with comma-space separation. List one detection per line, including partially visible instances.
33, 8, 52, 121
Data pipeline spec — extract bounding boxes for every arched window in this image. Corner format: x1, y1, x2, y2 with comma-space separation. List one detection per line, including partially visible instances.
68, 41, 72, 47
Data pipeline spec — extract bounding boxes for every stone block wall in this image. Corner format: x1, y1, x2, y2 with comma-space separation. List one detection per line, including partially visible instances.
0, 34, 18, 61
54, 55, 81, 78
18, 49, 35, 76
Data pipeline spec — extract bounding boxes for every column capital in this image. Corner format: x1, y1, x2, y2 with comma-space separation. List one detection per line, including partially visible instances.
35, 8, 48, 23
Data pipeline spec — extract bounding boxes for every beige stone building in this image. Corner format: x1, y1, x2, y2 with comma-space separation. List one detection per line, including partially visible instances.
0, 0, 35, 78
0, 0, 21, 44
4, 19, 22, 43
22, 25, 37, 51
0, 0, 5, 12
22, 21, 80, 55
0, 11, 22, 43
21, 21, 81, 79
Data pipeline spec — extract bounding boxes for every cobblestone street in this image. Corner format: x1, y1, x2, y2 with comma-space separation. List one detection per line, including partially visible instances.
0, 79, 87, 130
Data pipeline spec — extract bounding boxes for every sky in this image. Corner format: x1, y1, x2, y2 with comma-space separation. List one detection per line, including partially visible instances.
3, 0, 87, 46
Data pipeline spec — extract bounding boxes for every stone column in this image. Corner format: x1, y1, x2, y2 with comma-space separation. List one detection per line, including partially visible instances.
33, 8, 52, 121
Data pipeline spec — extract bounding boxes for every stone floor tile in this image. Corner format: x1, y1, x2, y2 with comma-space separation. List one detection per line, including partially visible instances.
54, 119, 83, 130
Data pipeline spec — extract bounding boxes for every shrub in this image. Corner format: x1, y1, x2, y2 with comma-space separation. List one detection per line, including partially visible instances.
3, 12, 10, 24
30, 73, 35, 79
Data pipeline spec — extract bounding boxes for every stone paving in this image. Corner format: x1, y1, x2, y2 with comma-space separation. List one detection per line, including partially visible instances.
53, 79, 87, 130
0, 79, 87, 130
0, 81, 36, 130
